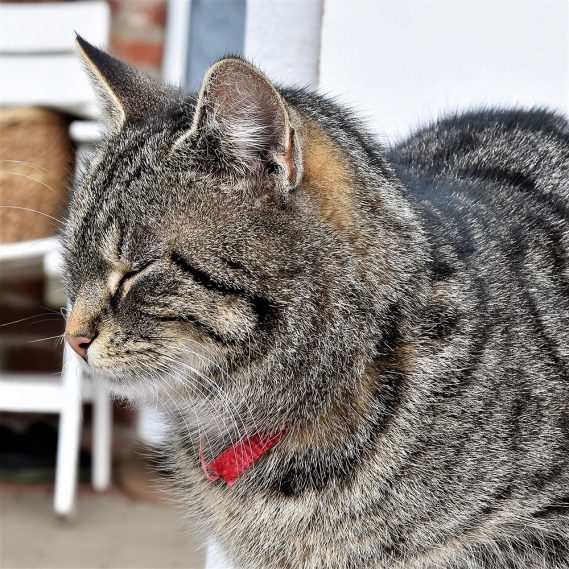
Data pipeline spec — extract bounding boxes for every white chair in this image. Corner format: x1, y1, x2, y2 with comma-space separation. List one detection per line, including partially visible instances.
0, 0, 112, 517
0, 239, 112, 516
0, 1, 109, 116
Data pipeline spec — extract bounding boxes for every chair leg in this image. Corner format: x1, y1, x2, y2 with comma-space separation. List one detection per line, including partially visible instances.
92, 383, 112, 490
54, 344, 82, 517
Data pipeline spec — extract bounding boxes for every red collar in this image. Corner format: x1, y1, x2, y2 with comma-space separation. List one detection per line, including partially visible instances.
199, 432, 285, 487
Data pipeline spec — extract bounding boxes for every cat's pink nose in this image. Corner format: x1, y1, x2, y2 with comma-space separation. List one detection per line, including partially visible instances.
66, 335, 94, 360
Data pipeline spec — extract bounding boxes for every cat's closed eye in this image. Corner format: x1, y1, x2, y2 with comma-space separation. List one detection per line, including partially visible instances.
110, 260, 157, 304
112, 270, 137, 302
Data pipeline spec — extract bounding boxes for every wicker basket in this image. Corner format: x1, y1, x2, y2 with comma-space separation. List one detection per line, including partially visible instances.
0, 107, 74, 244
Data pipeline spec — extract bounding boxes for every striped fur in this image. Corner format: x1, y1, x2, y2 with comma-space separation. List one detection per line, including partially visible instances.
64, 39, 569, 567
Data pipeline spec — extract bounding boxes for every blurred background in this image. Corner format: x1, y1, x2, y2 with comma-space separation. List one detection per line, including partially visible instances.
0, 1, 567, 568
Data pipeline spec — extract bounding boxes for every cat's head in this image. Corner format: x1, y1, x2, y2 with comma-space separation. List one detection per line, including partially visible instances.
64, 37, 417, 413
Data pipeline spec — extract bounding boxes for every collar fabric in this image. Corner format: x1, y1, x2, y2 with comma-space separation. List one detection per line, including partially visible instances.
199, 432, 285, 487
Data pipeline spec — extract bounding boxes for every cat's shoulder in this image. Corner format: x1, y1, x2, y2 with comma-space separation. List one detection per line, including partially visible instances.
391, 108, 569, 201
399, 108, 568, 145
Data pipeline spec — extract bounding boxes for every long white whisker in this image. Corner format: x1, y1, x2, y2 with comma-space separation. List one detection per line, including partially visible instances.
167, 346, 262, 465
26, 333, 65, 344
0, 312, 63, 328
0, 159, 48, 172
161, 353, 246, 450
0, 205, 62, 225
3, 171, 60, 196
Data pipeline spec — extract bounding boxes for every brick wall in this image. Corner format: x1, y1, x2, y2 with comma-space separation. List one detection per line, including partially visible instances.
107, 0, 168, 77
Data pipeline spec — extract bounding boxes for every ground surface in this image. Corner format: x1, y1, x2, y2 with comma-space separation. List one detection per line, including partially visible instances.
0, 484, 206, 569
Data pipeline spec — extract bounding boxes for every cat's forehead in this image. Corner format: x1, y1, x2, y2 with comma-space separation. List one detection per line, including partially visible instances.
71, 175, 259, 268
69, 118, 282, 273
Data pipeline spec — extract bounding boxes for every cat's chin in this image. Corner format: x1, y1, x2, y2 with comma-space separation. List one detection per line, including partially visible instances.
81, 366, 199, 407
75, 353, 202, 406
84, 372, 155, 403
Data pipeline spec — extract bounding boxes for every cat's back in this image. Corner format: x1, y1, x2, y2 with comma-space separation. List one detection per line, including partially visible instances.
390, 107, 568, 370
389, 109, 569, 274
391, 108, 569, 203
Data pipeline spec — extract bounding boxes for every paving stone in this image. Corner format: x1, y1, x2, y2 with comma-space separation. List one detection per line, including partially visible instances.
1, 488, 205, 569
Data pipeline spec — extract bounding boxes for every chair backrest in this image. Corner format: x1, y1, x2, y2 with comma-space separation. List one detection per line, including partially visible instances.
0, 1, 110, 117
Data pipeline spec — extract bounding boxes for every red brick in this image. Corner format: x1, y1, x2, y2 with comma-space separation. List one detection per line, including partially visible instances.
145, 1, 167, 27
131, 0, 167, 27
107, 0, 121, 17
110, 36, 163, 69
111, 0, 167, 29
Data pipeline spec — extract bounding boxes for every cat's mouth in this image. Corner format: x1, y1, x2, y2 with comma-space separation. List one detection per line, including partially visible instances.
73, 330, 216, 395
76, 340, 214, 403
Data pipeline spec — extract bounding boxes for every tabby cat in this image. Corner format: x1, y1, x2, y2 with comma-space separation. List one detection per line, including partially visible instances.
64, 36, 569, 568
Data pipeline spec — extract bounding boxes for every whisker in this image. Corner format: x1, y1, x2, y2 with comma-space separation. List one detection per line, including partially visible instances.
0, 159, 48, 173
3, 171, 60, 196
0, 313, 62, 328
160, 354, 243, 444
173, 338, 264, 440
0, 205, 62, 225
26, 333, 65, 344
162, 362, 243, 447
162, 349, 259, 464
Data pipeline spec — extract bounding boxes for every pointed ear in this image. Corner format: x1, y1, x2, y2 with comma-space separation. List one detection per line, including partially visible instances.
76, 35, 173, 129
182, 58, 300, 187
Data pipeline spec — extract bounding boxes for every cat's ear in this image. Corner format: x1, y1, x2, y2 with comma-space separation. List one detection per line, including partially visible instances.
76, 35, 172, 130
181, 57, 300, 188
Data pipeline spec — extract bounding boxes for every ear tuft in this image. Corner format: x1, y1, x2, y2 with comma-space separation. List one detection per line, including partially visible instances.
76, 35, 175, 130
198, 58, 289, 159
186, 58, 298, 186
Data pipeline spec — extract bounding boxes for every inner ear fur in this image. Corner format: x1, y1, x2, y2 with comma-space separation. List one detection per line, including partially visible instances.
186, 58, 300, 186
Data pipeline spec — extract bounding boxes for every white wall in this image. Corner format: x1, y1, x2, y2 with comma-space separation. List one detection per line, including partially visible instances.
245, 0, 323, 88
319, 0, 569, 141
